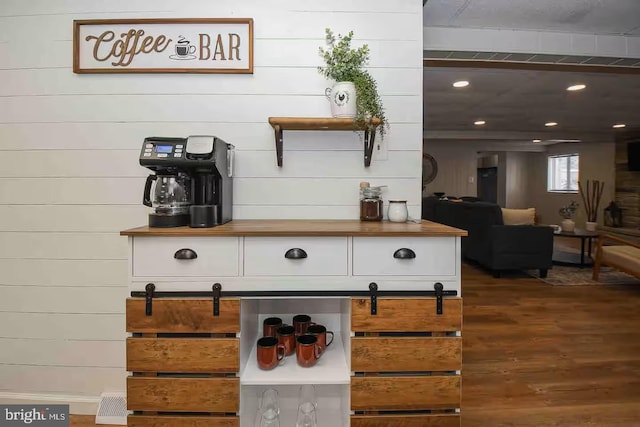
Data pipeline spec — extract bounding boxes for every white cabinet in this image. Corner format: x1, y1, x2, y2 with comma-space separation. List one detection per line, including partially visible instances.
123, 221, 464, 427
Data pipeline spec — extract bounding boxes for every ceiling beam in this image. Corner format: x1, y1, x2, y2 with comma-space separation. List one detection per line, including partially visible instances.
423, 58, 640, 74
424, 130, 612, 142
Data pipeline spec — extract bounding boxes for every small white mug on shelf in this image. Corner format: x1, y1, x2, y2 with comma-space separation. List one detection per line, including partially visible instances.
388, 200, 408, 223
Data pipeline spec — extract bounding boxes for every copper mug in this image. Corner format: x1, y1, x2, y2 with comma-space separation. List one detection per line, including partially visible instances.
257, 336, 285, 370
263, 317, 283, 337
296, 334, 323, 367
293, 314, 315, 336
307, 324, 334, 352
277, 325, 296, 356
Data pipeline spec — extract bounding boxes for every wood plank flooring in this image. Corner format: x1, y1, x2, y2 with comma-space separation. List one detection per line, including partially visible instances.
70, 263, 640, 427
461, 263, 640, 426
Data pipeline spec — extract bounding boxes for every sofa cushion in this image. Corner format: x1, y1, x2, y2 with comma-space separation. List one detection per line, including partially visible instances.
501, 207, 536, 225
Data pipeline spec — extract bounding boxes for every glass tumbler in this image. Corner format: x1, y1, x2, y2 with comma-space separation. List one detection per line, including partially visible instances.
255, 389, 280, 427
296, 385, 318, 427
295, 405, 317, 427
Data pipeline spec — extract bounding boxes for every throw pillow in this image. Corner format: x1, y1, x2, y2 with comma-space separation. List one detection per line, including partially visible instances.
501, 207, 536, 225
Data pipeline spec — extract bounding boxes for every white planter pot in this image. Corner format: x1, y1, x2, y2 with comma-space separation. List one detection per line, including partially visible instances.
325, 82, 357, 118
585, 221, 597, 232
561, 219, 575, 232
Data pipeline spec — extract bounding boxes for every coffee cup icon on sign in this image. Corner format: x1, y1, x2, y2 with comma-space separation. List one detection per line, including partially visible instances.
170, 35, 196, 60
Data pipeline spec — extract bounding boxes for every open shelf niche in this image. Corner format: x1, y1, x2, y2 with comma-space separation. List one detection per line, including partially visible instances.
268, 117, 382, 167
239, 298, 351, 427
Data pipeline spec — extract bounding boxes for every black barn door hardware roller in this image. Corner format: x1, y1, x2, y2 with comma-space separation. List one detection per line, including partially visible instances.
369, 282, 378, 315
145, 283, 155, 316
434, 282, 444, 315
212, 283, 222, 316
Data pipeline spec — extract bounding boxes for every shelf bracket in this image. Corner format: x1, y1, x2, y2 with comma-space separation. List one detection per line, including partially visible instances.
212, 283, 222, 317
274, 124, 283, 167
434, 282, 444, 315
145, 283, 155, 316
363, 128, 376, 167
369, 282, 378, 315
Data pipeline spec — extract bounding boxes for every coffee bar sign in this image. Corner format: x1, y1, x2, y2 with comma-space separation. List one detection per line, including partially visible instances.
73, 18, 253, 73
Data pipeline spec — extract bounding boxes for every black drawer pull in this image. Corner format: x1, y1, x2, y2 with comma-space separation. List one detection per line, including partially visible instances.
285, 248, 308, 259
174, 248, 198, 260
393, 248, 416, 259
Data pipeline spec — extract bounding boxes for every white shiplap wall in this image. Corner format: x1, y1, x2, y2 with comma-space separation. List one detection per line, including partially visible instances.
0, 0, 423, 413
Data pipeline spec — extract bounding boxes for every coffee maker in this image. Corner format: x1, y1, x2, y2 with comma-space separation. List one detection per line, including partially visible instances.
140, 135, 234, 228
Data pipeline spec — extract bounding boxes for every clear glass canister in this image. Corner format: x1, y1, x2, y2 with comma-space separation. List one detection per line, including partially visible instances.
360, 186, 383, 221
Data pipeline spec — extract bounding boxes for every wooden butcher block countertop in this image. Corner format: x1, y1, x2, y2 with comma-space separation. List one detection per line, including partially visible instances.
121, 219, 467, 237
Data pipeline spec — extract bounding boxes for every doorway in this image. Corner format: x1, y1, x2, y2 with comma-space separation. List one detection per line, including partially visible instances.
477, 167, 498, 203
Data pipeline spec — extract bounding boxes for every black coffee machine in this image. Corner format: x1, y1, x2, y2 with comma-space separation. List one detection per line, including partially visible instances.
140, 135, 234, 228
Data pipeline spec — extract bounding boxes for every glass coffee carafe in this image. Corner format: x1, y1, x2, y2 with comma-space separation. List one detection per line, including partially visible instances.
143, 173, 191, 227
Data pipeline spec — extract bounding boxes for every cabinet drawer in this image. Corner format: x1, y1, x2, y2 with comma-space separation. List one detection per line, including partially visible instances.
351, 337, 461, 372
353, 237, 456, 276
133, 237, 239, 277
244, 237, 348, 276
126, 298, 240, 333
351, 376, 460, 411
351, 298, 462, 333
127, 377, 239, 412
128, 415, 239, 427
351, 414, 460, 427
127, 338, 239, 373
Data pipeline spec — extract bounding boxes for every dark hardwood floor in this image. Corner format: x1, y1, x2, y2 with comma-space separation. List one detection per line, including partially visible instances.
461, 262, 640, 426
71, 262, 640, 426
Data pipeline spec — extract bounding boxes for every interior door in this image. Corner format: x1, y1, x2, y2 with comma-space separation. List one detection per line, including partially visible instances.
477, 167, 498, 203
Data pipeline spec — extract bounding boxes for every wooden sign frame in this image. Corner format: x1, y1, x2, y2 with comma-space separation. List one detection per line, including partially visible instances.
73, 18, 254, 74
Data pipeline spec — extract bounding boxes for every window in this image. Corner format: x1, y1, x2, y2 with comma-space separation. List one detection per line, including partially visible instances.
548, 154, 579, 192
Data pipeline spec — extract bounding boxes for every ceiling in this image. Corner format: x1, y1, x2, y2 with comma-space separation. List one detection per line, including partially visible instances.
422, 0, 640, 148
423, 0, 640, 35
424, 67, 640, 145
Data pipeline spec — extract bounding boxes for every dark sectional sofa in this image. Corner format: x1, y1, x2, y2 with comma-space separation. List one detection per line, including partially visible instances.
423, 197, 553, 278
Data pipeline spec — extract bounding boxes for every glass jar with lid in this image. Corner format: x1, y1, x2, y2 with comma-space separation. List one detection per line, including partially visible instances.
360, 185, 384, 221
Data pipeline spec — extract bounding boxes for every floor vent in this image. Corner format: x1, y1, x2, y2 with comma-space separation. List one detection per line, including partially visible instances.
95, 392, 128, 425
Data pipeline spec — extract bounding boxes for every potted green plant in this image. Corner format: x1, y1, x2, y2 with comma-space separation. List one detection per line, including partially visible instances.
318, 28, 387, 137
559, 200, 579, 232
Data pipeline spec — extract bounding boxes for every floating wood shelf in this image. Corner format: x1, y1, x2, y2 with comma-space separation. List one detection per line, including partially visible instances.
268, 117, 382, 167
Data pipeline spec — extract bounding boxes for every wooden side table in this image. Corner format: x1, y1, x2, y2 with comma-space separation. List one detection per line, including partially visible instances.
552, 228, 600, 267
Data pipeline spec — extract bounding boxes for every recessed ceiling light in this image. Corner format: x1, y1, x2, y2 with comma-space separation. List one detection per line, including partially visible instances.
567, 84, 586, 91
532, 139, 542, 143
545, 122, 558, 127
474, 120, 486, 125
453, 80, 470, 88
613, 123, 626, 129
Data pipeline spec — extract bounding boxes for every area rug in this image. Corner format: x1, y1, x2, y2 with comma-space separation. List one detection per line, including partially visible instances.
527, 265, 640, 286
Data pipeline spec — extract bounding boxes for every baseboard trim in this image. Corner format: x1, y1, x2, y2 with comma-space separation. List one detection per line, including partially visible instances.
0, 392, 99, 415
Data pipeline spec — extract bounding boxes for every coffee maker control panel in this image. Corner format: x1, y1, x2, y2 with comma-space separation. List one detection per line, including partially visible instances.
142, 140, 184, 160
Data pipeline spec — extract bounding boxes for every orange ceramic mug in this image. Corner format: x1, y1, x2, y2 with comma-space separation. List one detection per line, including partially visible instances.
263, 317, 283, 337
293, 314, 315, 336
277, 325, 296, 356
296, 334, 323, 367
307, 324, 334, 352
257, 336, 285, 370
